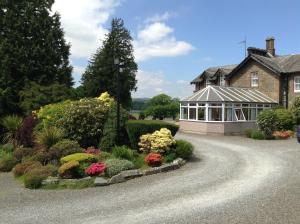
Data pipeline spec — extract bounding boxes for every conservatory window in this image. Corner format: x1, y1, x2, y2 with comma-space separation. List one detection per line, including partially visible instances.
208, 107, 222, 121
181, 107, 188, 119
188, 107, 197, 120
234, 108, 246, 121
197, 107, 205, 120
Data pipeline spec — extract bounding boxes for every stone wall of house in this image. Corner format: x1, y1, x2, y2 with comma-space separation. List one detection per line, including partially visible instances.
288, 72, 300, 104
229, 60, 280, 102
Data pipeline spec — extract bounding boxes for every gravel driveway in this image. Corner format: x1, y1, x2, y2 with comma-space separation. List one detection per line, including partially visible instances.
1, 133, 300, 224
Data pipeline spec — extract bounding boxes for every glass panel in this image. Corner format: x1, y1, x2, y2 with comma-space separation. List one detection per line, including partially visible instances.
197, 103, 205, 107
224, 108, 233, 121
181, 107, 188, 119
234, 109, 245, 121
242, 108, 249, 120
257, 104, 263, 108
197, 108, 205, 120
257, 108, 263, 115
264, 104, 271, 108
234, 104, 241, 107
208, 108, 222, 121
225, 103, 233, 107
189, 103, 196, 106
250, 108, 256, 120
189, 108, 196, 120
242, 104, 249, 107
209, 103, 222, 107
181, 103, 188, 106
250, 103, 256, 108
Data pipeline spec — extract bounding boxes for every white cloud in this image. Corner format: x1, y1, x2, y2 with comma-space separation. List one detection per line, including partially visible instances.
133, 70, 194, 99
134, 19, 194, 61
144, 12, 172, 23
52, 0, 120, 58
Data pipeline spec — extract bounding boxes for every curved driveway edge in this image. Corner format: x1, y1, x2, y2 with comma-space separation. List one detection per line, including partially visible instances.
1, 133, 300, 224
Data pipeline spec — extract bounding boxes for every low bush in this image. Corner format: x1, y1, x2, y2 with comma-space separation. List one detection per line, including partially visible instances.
24, 165, 57, 189
164, 152, 177, 163
84, 147, 100, 155
175, 140, 194, 159
138, 128, 176, 154
16, 116, 37, 147
49, 139, 83, 161
145, 153, 162, 166
257, 109, 277, 138
60, 153, 97, 164
58, 160, 80, 178
112, 146, 134, 161
0, 153, 17, 172
126, 120, 179, 149
250, 130, 265, 140
274, 108, 295, 131
85, 163, 106, 176
13, 160, 42, 177
132, 154, 146, 169
245, 129, 254, 138
36, 127, 65, 149
13, 147, 36, 162
105, 158, 135, 177
1, 143, 14, 153
97, 151, 112, 162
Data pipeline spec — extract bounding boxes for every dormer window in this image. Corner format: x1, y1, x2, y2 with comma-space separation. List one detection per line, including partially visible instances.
251, 72, 258, 87
219, 74, 225, 86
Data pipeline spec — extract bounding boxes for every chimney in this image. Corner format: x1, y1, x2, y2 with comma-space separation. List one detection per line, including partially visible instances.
266, 37, 275, 56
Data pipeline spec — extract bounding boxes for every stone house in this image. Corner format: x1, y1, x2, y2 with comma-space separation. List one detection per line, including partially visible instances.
180, 37, 300, 135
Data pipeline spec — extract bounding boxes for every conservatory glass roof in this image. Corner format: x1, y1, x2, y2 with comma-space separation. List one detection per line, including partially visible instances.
182, 85, 278, 104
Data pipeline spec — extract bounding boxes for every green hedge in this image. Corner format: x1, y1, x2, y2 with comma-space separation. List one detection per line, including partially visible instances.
126, 120, 179, 149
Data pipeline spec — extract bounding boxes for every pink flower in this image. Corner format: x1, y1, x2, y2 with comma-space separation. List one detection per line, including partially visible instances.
86, 163, 106, 176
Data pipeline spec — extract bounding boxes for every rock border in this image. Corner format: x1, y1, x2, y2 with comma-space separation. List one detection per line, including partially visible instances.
42, 158, 186, 188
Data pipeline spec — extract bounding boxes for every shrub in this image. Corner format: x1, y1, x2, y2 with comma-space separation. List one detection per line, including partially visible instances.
251, 130, 265, 140
99, 103, 129, 151
290, 97, 300, 124
126, 120, 179, 149
36, 127, 64, 149
164, 152, 177, 163
97, 151, 112, 162
84, 147, 100, 155
24, 165, 57, 189
0, 153, 17, 172
58, 160, 80, 178
1, 143, 14, 153
13, 161, 41, 177
60, 98, 110, 147
49, 139, 83, 161
2, 115, 23, 148
133, 154, 146, 169
13, 147, 36, 162
60, 153, 97, 164
105, 158, 134, 177
145, 153, 162, 166
245, 129, 254, 138
16, 116, 37, 147
112, 146, 134, 161
138, 128, 176, 154
257, 109, 277, 138
85, 163, 106, 176
174, 140, 194, 159
274, 108, 295, 131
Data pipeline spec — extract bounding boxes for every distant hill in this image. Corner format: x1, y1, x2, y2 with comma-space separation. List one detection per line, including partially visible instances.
131, 98, 150, 111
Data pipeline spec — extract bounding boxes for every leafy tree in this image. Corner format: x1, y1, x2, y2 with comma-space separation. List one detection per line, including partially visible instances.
145, 94, 180, 120
81, 18, 137, 109
0, 0, 73, 116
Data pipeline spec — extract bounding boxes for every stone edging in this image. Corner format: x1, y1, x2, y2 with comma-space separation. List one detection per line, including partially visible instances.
42, 158, 186, 187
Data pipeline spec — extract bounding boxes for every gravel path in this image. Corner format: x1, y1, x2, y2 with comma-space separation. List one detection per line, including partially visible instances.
1, 133, 300, 224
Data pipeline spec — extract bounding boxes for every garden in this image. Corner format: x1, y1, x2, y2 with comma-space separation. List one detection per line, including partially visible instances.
0, 92, 193, 189
245, 98, 300, 140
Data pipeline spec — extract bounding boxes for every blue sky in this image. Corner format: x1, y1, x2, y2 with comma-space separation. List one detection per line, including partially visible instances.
53, 0, 300, 98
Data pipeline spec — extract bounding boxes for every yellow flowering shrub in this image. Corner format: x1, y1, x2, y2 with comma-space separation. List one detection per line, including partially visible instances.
138, 128, 176, 154
97, 92, 114, 107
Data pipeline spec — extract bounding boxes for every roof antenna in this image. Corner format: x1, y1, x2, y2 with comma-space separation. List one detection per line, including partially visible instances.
238, 37, 247, 58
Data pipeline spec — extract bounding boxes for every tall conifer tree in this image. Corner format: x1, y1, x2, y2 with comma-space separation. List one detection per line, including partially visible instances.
81, 18, 137, 109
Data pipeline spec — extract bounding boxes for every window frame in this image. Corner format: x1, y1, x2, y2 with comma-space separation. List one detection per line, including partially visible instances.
294, 76, 300, 93
251, 72, 259, 87
219, 74, 226, 86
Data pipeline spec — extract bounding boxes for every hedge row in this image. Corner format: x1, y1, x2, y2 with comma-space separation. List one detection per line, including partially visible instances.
126, 120, 179, 149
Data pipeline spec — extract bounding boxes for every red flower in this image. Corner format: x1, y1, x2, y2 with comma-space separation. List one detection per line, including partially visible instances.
145, 153, 162, 166
84, 147, 101, 155
85, 163, 106, 176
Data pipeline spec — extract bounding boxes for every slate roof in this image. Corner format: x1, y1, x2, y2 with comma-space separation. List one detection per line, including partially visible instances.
191, 64, 237, 84
182, 85, 278, 104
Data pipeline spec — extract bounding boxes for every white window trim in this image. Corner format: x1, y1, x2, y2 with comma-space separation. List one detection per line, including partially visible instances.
294, 76, 300, 93
251, 72, 259, 87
